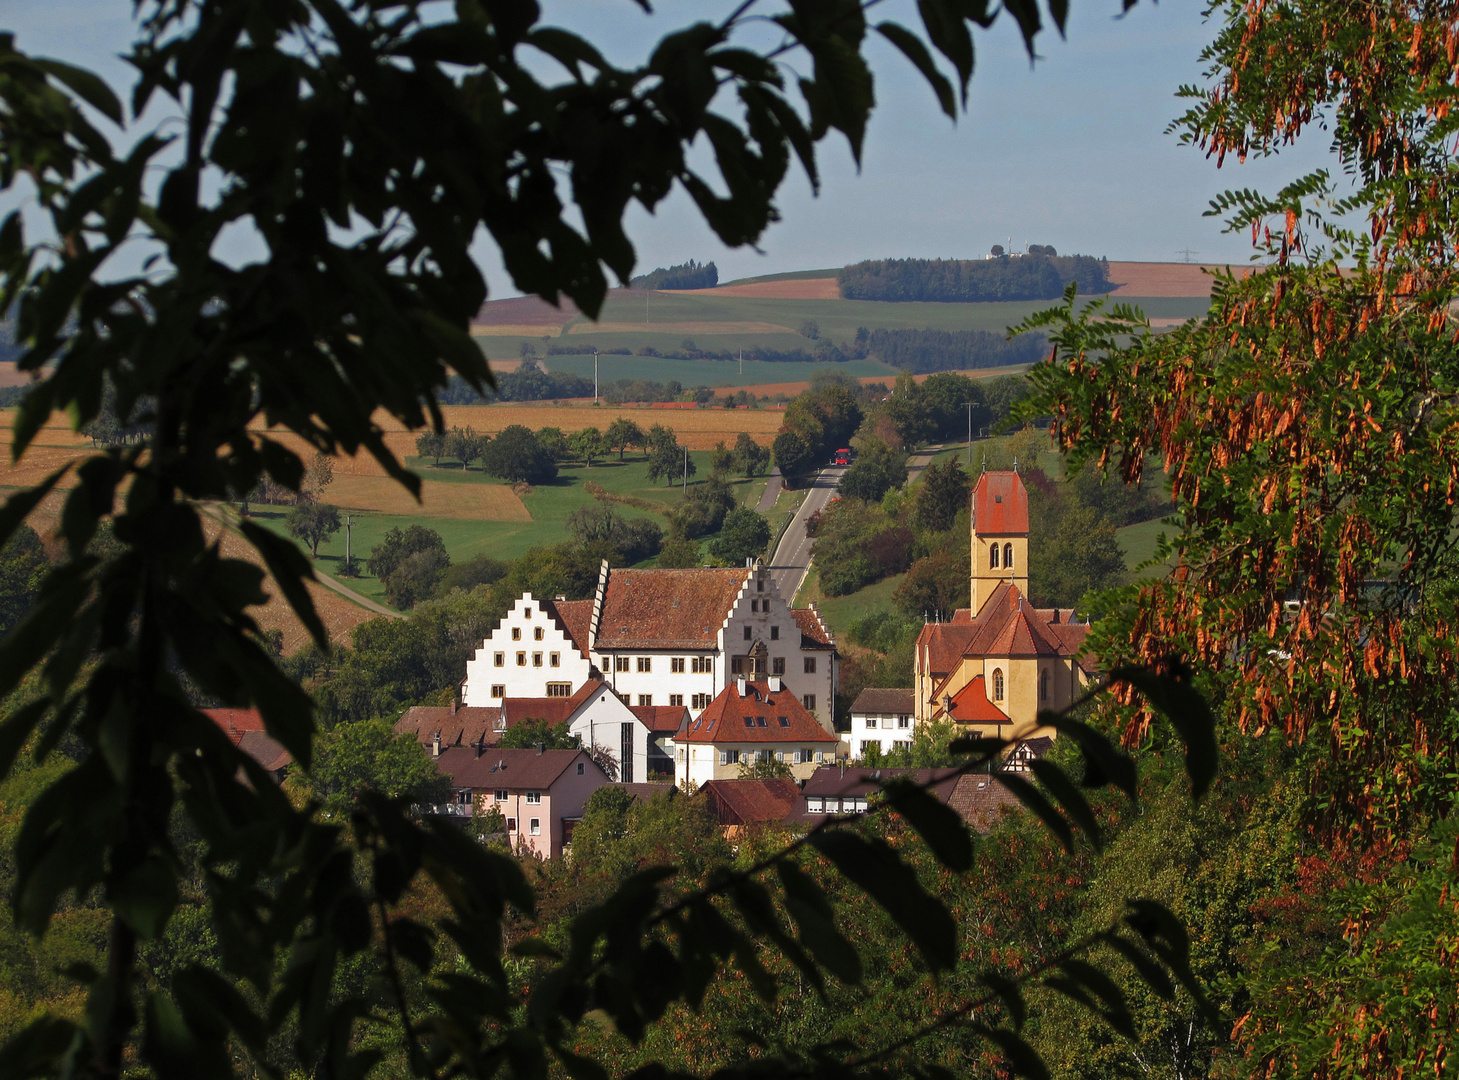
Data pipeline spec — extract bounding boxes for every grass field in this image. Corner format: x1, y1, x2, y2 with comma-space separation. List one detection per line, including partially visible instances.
795, 569, 909, 635
538, 354, 899, 388
1116, 517, 1179, 574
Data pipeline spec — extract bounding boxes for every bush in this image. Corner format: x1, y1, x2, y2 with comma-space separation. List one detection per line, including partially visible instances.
707, 508, 772, 565
480, 425, 558, 484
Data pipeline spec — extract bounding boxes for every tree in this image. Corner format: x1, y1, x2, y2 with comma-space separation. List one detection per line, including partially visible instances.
646, 431, 693, 487
911, 459, 972, 535
837, 437, 906, 502
0, 8, 1219, 1080
445, 425, 482, 469
304, 451, 335, 500
480, 425, 559, 484
605, 418, 645, 460
499, 719, 581, 751
416, 430, 446, 465
707, 507, 772, 565
367, 524, 448, 583
570, 426, 609, 467
772, 430, 816, 488
656, 535, 701, 568
286, 718, 450, 819
709, 440, 735, 475
383, 546, 451, 610
738, 755, 794, 779
733, 431, 770, 477
0, 524, 50, 637
285, 502, 342, 557
535, 425, 571, 462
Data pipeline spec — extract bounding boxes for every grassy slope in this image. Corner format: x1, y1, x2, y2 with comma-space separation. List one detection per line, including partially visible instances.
251, 450, 772, 608
719, 268, 842, 285
795, 568, 908, 636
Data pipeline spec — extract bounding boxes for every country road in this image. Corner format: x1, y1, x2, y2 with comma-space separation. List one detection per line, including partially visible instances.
767, 464, 846, 602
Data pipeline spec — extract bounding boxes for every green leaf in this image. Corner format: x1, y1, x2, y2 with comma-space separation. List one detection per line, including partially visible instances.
239, 520, 327, 650
1026, 758, 1103, 851
882, 777, 974, 870
35, 57, 124, 125
1045, 958, 1135, 1038
1124, 899, 1217, 1023
776, 862, 862, 983
0, 1015, 81, 1079
1046, 715, 1139, 801
877, 23, 956, 118
1111, 660, 1218, 798
1102, 932, 1176, 1002
808, 831, 956, 971
973, 1025, 1049, 1080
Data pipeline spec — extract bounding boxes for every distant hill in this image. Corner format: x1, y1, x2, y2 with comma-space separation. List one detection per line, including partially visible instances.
839, 255, 1112, 303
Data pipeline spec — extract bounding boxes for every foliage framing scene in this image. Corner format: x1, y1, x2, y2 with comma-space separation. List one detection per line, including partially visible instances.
0, 2, 1455, 1080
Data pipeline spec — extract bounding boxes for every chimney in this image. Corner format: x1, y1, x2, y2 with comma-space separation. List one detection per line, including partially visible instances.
431, 732, 441, 757
450, 700, 459, 715
536, 742, 544, 755
737, 677, 747, 696
768, 676, 782, 692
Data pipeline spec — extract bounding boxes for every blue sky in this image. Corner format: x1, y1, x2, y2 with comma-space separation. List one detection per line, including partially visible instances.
5, 1, 1339, 293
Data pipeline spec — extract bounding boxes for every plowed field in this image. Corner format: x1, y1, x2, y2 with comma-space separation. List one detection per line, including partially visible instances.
1105, 261, 1243, 297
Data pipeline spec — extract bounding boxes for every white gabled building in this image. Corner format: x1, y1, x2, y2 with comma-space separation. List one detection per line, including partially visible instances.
463, 594, 595, 704
847, 688, 916, 759
673, 677, 840, 788
495, 681, 656, 784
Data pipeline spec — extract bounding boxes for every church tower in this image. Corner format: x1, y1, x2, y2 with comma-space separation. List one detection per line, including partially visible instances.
969, 469, 1029, 615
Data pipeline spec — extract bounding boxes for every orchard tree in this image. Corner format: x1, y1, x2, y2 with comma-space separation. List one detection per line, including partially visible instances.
284, 501, 342, 558
0, 5, 1219, 1080
605, 417, 645, 460
415, 429, 446, 465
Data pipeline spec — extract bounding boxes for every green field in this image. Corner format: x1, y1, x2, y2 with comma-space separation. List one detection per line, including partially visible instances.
252, 451, 775, 607
795, 569, 908, 635
720, 268, 841, 285
539, 354, 899, 388
1116, 517, 1179, 574
478, 290, 1212, 362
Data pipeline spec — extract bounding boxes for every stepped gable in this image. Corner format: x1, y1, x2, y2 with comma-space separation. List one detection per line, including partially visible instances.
541, 597, 594, 655
680, 679, 838, 744
631, 704, 691, 734
595, 568, 748, 649
793, 607, 835, 649
396, 705, 502, 749
932, 674, 1009, 724
973, 470, 1029, 535
500, 681, 603, 730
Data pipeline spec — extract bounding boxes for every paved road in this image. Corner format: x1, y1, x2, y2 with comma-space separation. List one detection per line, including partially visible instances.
755, 467, 783, 512
768, 464, 846, 602
903, 443, 945, 488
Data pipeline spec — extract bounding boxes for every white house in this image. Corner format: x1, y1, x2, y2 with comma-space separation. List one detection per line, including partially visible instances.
847, 688, 916, 759
495, 681, 656, 785
673, 676, 839, 788
462, 594, 594, 704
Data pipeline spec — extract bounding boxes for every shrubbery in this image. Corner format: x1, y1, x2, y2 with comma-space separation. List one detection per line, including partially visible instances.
629, 259, 718, 290
838, 253, 1111, 302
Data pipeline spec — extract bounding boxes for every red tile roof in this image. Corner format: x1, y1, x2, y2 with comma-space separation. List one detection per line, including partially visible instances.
500, 681, 604, 730
594, 568, 748, 649
679, 680, 838, 744
435, 747, 604, 790
948, 774, 1024, 831
802, 766, 961, 803
849, 688, 914, 715
793, 607, 835, 649
395, 706, 503, 750
699, 778, 803, 826
543, 597, 594, 655
973, 470, 1029, 535
931, 674, 1009, 724
236, 731, 292, 772
915, 621, 978, 677
202, 708, 266, 747
631, 704, 690, 733
983, 605, 1062, 658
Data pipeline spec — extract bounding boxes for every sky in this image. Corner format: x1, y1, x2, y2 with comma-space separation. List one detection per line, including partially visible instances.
2, 0, 1342, 293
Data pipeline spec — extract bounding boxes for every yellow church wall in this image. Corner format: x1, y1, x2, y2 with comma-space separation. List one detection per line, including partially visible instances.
969, 534, 1028, 615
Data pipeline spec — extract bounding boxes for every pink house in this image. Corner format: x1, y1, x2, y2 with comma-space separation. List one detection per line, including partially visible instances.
434, 746, 608, 860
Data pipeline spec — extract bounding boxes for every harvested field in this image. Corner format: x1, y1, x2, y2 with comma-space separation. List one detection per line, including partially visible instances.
472, 293, 579, 329
724, 366, 1036, 400
696, 278, 841, 300
327, 474, 531, 520
569, 320, 794, 336
472, 324, 573, 336
1105, 261, 1244, 297
0, 362, 33, 388
435, 404, 782, 448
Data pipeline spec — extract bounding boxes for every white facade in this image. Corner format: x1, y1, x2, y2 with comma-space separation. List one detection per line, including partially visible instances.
676, 740, 831, 789
463, 594, 591, 705
559, 683, 654, 786
850, 707, 915, 759
589, 564, 836, 731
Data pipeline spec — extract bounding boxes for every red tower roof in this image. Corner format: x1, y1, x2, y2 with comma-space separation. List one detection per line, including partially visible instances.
972, 471, 1029, 535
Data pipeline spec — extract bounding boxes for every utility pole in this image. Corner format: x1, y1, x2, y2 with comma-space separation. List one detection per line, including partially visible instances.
962, 401, 976, 466
345, 513, 353, 572
593, 349, 599, 404
683, 446, 689, 492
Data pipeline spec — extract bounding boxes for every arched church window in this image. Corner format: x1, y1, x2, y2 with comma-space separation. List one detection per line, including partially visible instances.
992, 668, 1004, 702
1040, 669, 1049, 702
990, 544, 999, 569
1004, 542, 1014, 569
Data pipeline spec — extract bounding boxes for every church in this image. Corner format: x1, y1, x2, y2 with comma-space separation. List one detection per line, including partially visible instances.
912, 469, 1098, 737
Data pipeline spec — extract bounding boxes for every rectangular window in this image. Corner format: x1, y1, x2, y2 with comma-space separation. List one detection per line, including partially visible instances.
692, 656, 712, 673
772, 657, 786, 675
743, 626, 752, 641
865, 716, 877, 729
671, 657, 685, 673
529, 818, 540, 835
728, 749, 740, 764
860, 740, 873, 755
512, 627, 521, 640
815, 750, 824, 763
756, 579, 764, 592
898, 715, 910, 729
524, 607, 532, 617
525, 791, 541, 804
777, 716, 789, 727
550, 652, 560, 667
669, 694, 683, 707
679, 748, 685, 762
516, 652, 526, 666
804, 657, 817, 674
730, 657, 745, 675
750, 599, 758, 613
621, 722, 634, 784
532, 652, 543, 667
491, 684, 505, 699
802, 694, 816, 712
534, 626, 544, 640
546, 682, 572, 697
692, 693, 710, 709
808, 797, 824, 813
638, 695, 653, 707
494, 652, 505, 667
757, 749, 772, 764
507, 818, 516, 832
770, 625, 779, 641
576, 761, 585, 775
637, 656, 651, 673
494, 789, 507, 801
615, 656, 630, 672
